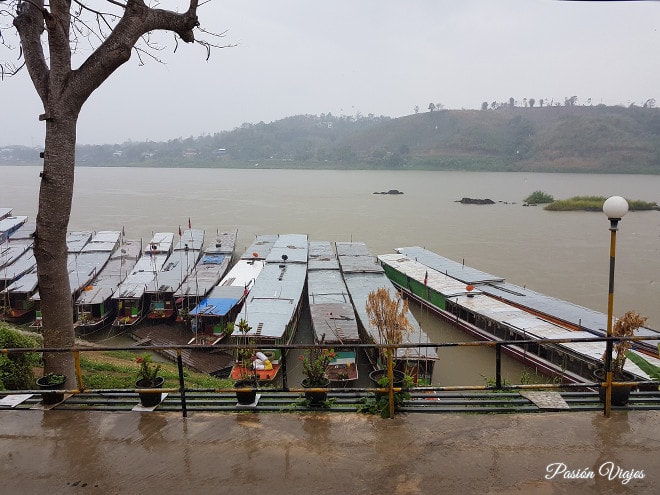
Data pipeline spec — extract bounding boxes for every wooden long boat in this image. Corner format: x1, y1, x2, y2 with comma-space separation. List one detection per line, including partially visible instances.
112, 232, 174, 327
146, 228, 204, 320
74, 237, 142, 332
337, 242, 438, 385
0, 221, 36, 292
0, 214, 28, 244
307, 241, 360, 385
189, 234, 276, 342
174, 229, 237, 323
385, 246, 660, 383
29, 231, 119, 328
229, 234, 308, 382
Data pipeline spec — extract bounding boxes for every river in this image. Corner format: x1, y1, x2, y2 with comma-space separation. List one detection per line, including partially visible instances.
2, 166, 659, 384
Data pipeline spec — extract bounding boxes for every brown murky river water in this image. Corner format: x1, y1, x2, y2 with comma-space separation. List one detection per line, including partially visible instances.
3, 166, 659, 384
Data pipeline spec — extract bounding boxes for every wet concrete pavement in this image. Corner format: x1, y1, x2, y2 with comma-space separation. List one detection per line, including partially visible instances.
1, 409, 659, 495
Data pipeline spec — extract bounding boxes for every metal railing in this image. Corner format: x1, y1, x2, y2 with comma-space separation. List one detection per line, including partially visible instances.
2, 333, 659, 418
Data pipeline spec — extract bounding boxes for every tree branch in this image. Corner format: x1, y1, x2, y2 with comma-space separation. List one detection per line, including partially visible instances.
13, 0, 49, 102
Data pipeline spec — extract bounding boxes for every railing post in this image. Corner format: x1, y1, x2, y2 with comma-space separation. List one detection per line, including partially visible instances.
176, 350, 187, 418
495, 343, 502, 389
281, 346, 288, 390
387, 346, 395, 419
73, 350, 83, 391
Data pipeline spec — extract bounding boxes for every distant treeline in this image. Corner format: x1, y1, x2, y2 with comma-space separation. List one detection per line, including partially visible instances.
4, 105, 660, 174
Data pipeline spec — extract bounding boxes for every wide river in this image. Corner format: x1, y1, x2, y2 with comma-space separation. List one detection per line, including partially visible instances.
3, 166, 659, 385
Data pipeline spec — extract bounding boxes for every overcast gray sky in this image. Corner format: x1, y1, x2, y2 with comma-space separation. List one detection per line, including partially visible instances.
3, 0, 660, 146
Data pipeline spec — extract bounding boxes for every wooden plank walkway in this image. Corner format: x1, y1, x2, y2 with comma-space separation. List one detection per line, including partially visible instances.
130, 322, 233, 374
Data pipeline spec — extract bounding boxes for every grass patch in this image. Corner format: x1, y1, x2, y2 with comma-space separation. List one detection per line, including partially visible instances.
544, 196, 658, 211
78, 350, 234, 390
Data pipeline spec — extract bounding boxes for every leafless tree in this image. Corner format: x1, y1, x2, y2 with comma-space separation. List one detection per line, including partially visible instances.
1, 0, 230, 385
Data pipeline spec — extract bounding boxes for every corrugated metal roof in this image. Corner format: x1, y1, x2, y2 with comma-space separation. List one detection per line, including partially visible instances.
396, 246, 659, 339
395, 246, 503, 284
0, 249, 35, 285
308, 240, 340, 271
379, 253, 477, 297
240, 234, 278, 260
339, 242, 437, 361
146, 242, 203, 294
76, 239, 142, 305
266, 234, 308, 264
67, 231, 93, 253
204, 230, 238, 256
1, 242, 32, 270
173, 229, 205, 251
145, 232, 174, 255
80, 231, 121, 253
233, 248, 308, 339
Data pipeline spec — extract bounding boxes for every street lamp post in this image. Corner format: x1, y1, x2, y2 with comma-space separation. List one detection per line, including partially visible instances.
602, 195, 629, 417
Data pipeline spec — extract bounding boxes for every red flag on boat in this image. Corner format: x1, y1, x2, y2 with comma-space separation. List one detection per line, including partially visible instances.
178, 226, 182, 237
424, 270, 428, 285
188, 217, 192, 229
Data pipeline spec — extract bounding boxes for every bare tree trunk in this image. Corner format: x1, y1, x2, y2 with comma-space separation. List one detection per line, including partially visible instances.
34, 111, 78, 386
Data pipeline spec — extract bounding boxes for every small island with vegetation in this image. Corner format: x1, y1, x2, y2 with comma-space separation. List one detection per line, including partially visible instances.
523, 190, 658, 211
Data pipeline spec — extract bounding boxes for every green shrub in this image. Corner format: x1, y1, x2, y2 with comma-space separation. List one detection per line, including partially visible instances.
524, 190, 554, 204
0, 323, 41, 390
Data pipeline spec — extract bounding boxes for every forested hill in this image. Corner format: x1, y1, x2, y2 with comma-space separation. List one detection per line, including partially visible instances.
4, 105, 660, 173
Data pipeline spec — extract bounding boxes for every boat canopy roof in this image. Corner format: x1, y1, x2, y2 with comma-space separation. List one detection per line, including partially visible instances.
233, 257, 307, 339
339, 242, 437, 361
204, 230, 238, 256
173, 228, 204, 251
241, 234, 278, 260
266, 234, 308, 263
145, 232, 174, 255
67, 231, 93, 253
308, 240, 339, 270
0, 249, 35, 284
190, 285, 246, 317
146, 248, 202, 294
75, 240, 141, 305
395, 246, 659, 338
80, 231, 121, 253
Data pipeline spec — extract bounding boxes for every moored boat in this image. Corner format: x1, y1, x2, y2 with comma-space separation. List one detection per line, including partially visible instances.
337, 242, 438, 384
174, 229, 237, 323
30, 230, 119, 328
112, 232, 174, 327
385, 246, 660, 382
307, 241, 360, 385
0, 220, 36, 291
188, 234, 276, 343
146, 228, 204, 320
229, 234, 308, 382
0, 214, 28, 244
75, 237, 142, 332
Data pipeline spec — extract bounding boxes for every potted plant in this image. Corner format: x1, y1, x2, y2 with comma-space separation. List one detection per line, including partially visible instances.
594, 310, 647, 406
365, 287, 412, 381
300, 343, 335, 406
233, 318, 259, 405
135, 353, 164, 407
36, 372, 67, 405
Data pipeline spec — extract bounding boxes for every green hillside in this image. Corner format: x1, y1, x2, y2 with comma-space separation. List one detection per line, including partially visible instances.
4, 105, 660, 173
